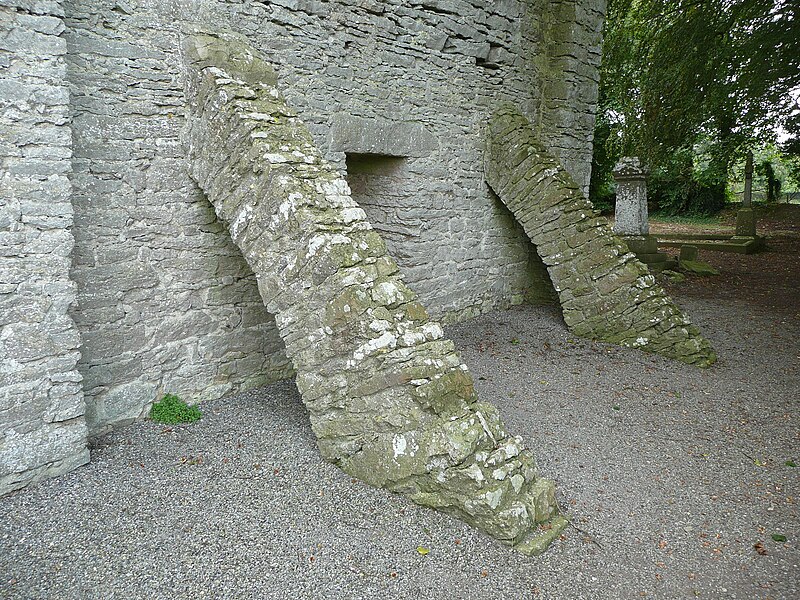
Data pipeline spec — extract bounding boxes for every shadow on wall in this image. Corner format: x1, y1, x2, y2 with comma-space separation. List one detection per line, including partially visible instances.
488, 187, 561, 308
345, 152, 560, 313
345, 153, 413, 257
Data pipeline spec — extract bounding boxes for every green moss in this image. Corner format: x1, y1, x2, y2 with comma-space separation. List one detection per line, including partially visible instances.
149, 394, 202, 424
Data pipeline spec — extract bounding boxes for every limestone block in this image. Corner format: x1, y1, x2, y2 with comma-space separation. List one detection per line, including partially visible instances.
329, 114, 438, 158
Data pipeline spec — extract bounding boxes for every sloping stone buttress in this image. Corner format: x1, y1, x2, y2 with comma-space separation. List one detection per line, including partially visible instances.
181, 32, 566, 556
484, 105, 716, 367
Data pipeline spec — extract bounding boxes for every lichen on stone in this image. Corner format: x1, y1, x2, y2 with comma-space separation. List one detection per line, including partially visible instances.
182, 31, 565, 556
484, 104, 716, 367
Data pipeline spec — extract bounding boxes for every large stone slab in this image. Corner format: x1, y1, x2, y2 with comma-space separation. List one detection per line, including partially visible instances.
182, 31, 566, 555
328, 114, 438, 158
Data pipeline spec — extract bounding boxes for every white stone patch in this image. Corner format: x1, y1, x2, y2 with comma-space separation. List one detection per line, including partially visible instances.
341, 207, 366, 224
486, 437, 522, 465
372, 281, 404, 305
230, 203, 253, 239
484, 488, 504, 509
421, 322, 443, 340
264, 153, 289, 163
307, 235, 327, 257
307, 328, 327, 343
315, 179, 353, 206
511, 474, 525, 493
246, 112, 279, 122
400, 330, 426, 347
352, 331, 397, 360
277, 196, 299, 222
307, 233, 351, 257
369, 319, 391, 333
392, 434, 407, 459
464, 464, 485, 483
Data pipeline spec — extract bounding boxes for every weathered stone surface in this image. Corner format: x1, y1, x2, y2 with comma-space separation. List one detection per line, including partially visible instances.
735, 207, 757, 237
55, 0, 606, 438
329, 114, 438, 158
484, 105, 716, 367
60, 0, 297, 437
0, 0, 89, 496
612, 157, 676, 272
612, 157, 649, 237
2, 0, 608, 493
182, 32, 565, 555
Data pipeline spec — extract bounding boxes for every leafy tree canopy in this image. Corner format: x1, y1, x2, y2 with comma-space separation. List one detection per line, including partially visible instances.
592, 0, 800, 213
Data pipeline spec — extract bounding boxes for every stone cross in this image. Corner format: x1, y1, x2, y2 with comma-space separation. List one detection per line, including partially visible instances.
743, 150, 753, 208
612, 157, 649, 236
735, 150, 757, 237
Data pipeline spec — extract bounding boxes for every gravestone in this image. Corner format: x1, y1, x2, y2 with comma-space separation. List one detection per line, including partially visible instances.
612, 157, 676, 272
735, 151, 758, 238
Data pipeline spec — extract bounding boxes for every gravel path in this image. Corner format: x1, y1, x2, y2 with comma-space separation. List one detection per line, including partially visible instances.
1, 296, 797, 599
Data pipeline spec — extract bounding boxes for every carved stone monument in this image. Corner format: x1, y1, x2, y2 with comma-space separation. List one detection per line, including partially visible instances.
613, 157, 676, 271
735, 151, 758, 237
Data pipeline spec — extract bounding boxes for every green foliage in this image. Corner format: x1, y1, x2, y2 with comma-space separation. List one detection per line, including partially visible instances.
149, 393, 202, 424
588, 114, 617, 213
649, 212, 722, 226
649, 172, 727, 216
590, 0, 800, 214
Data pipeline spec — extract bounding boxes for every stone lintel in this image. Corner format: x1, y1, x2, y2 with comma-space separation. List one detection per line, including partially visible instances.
329, 113, 438, 158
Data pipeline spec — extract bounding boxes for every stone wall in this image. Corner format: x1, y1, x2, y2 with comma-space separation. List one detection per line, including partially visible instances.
1, 0, 608, 491
60, 0, 606, 435
533, 0, 605, 195
63, 0, 293, 435
0, 0, 89, 495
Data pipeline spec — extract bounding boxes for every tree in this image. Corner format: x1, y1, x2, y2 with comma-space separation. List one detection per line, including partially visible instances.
592, 0, 800, 213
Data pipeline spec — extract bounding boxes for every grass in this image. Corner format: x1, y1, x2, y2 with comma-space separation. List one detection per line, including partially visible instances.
149, 393, 202, 424
649, 212, 723, 226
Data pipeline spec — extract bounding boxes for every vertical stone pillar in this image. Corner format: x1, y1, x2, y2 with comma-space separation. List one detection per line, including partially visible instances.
612, 157, 649, 236
612, 157, 675, 271
532, 0, 607, 197
735, 151, 757, 237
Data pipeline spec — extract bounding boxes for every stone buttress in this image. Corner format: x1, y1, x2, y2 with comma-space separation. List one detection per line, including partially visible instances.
485, 105, 716, 367
181, 32, 566, 555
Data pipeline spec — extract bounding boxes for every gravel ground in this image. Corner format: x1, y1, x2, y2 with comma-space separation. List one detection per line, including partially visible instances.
1, 296, 798, 600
